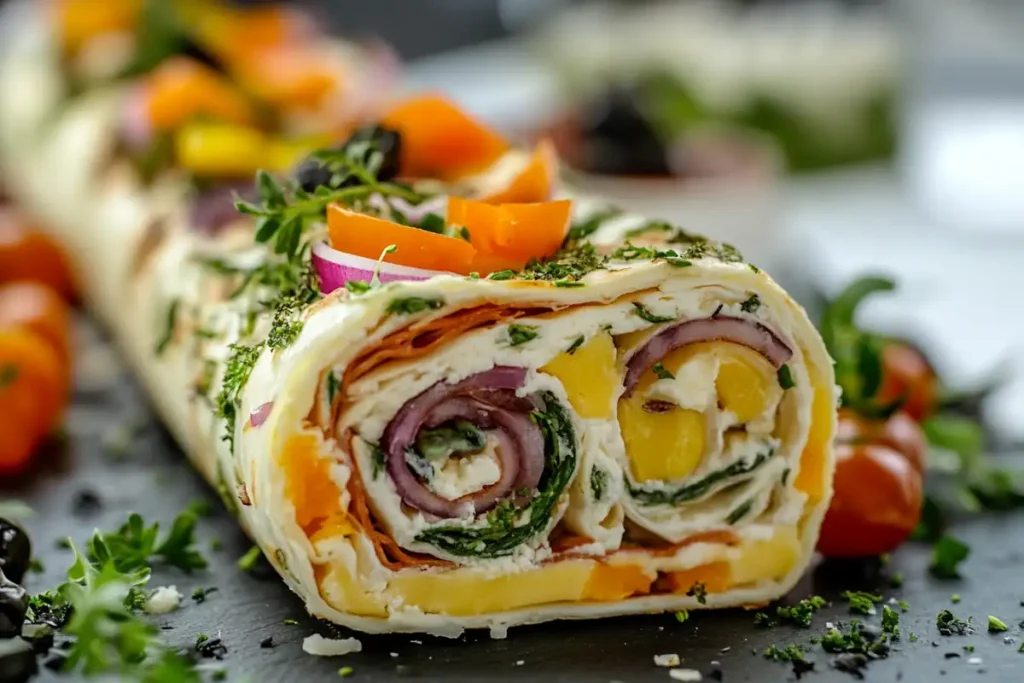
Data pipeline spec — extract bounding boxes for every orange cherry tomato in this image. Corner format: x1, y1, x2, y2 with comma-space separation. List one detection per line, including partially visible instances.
144, 57, 255, 132
836, 409, 927, 474
878, 341, 938, 422
0, 208, 77, 301
327, 203, 477, 275
381, 94, 510, 180
817, 409, 926, 558
0, 329, 67, 474
0, 282, 73, 366
446, 197, 571, 272
478, 139, 558, 204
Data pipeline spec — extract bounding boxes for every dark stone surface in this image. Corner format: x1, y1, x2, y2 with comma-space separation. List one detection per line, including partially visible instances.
3, 317, 1024, 682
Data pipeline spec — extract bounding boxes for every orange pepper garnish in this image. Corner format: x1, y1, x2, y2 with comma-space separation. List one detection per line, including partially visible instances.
234, 45, 341, 110
478, 139, 558, 205
53, 0, 141, 54
143, 57, 255, 131
327, 203, 477, 275
381, 94, 510, 181
447, 197, 571, 272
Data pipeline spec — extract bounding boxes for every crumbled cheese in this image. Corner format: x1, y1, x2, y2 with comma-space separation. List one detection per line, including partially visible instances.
429, 448, 501, 500
669, 670, 703, 682
654, 654, 681, 667
301, 635, 363, 657
143, 586, 182, 615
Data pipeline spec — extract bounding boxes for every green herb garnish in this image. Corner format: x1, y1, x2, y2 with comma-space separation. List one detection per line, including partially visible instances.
507, 323, 539, 347
988, 616, 1009, 632
686, 582, 708, 605
632, 302, 675, 324
776, 596, 826, 628
652, 362, 675, 380
386, 297, 445, 316
590, 468, 609, 501
777, 364, 795, 390
841, 591, 883, 615
154, 299, 180, 355
237, 546, 262, 573
674, 610, 689, 624
740, 294, 761, 313
566, 335, 586, 355
88, 511, 207, 574
930, 535, 970, 579
936, 609, 973, 636
415, 420, 486, 461
725, 499, 754, 525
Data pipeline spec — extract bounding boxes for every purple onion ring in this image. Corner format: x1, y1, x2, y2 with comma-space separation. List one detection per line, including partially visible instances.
380, 366, 547, 518
623, 315, 793, 397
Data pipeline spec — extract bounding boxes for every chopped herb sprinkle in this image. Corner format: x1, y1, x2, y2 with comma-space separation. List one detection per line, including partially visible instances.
841, 591, 883, 615
633, 302, 676, 324
652, 362, 675, 380
675, 610, 689, 624
507, 323, 539, 346
931, 535, 970, 579
777, 364, 795, 390
686, 582, 708, 605
386, 297, 444, 316
988, 616, 1009, 632
566, 335, 586, 355
237, 546, 262, 572
740, 294, 761, 313
776, 596, 827, 628
936, 609, 973, 636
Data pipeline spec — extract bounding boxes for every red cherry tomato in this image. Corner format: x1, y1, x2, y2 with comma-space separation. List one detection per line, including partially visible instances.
817, 409, 926, 558
878, 342, 937, 422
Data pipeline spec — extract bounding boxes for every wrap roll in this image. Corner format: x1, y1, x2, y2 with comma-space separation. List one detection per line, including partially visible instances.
0, 14, 837, 636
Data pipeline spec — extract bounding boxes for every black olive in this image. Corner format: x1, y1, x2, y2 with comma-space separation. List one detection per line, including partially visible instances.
0, 637, 37, 683
0, 571, 28, 640
295, 125, 402, 193
0, 519, 30, 585
577, 85, 671, 177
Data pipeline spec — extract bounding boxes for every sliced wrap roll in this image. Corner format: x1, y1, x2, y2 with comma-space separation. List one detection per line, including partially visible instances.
0, 18, 837, 635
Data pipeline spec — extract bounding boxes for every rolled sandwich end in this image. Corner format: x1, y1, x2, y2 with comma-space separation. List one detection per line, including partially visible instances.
236, 255, 835, 633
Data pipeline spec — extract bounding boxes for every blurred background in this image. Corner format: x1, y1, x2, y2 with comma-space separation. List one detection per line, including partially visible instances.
323, 0, 1024, 442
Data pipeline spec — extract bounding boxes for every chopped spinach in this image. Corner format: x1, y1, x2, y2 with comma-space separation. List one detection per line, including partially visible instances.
628, 452, 772, 506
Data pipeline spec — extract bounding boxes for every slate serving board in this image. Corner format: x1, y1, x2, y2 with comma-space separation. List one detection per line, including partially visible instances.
4, 316, 1024, 683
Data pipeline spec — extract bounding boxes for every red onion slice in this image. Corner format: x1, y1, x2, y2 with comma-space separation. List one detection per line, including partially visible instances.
380, 366, 547, 518
248, 401, 274, 428
623, 315, 793, 397
311, 241, 449, 295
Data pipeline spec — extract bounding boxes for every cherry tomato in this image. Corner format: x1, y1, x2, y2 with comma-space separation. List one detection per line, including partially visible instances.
878, 341, 937, 422
817, 410, 926, 558
0, 208, 77, 301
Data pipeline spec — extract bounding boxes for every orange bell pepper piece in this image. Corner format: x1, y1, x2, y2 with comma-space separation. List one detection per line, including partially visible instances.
478, 139, 558, 204
53, 0, 141, 54
144, 57, 255, 131
446, 198, 571, 271
327, 204, 476, 275
381, 94, 510, 181
234, 46, 341, 110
